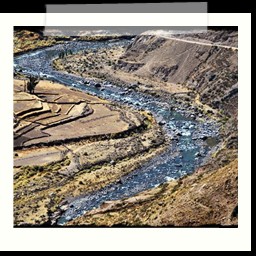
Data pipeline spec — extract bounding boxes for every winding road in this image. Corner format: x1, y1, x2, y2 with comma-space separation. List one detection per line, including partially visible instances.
165, 36, 238, 50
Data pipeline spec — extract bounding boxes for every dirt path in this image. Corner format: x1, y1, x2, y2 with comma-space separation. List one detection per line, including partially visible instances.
162, 36, 238, 50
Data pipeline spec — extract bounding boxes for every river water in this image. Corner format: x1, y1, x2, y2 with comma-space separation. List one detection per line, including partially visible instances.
14, 40, 220, 225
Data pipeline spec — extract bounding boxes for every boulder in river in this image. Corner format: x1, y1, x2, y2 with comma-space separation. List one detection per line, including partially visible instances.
95, 83, 101, 88
176, 131, 182, 137
119, 177, 125, 184
171, 136, 179, 141
158, 120, 166, 126
201, 135, 208, 141
60, 205, 69, 211
195, 152, 202, 157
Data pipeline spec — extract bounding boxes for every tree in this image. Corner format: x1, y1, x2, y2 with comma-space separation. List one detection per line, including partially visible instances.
25, 76, 40, 94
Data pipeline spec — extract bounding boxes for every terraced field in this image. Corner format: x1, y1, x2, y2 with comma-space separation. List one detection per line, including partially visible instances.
13, 79, 165, 226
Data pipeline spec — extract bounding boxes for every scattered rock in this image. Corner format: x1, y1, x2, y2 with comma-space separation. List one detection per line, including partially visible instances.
60, 205, 69, 211
176, 132, 182, 136
110, 160, 116, 165
158, 120, 166, 126
95, 83, 101, 88
183, 124, 190, 130
118, 177, 125, 184
208, 74, 216, 82
59, 200, 68, 206
201, 136, 208, 141
129, 83, 138, 89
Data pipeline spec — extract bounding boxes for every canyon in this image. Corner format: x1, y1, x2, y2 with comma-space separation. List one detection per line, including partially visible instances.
13, 28, 238, 227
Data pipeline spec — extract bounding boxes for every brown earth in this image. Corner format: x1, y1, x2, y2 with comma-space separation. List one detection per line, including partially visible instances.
14, 80, 144, 149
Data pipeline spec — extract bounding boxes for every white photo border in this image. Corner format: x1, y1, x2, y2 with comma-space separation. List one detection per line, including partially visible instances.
0, 13, 251, 251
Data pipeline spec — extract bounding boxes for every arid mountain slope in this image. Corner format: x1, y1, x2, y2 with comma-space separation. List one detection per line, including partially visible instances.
115, 31, 238, 116
170, 30, 238, 47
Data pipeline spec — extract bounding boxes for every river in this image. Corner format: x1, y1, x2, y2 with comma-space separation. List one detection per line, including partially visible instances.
14, 39, 220, 225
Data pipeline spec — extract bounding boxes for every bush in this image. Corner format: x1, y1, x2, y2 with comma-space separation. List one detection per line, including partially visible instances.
33, 165, 44, 172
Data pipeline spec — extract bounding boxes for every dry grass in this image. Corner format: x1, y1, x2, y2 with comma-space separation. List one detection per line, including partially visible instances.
68, 159, 238, 227
14, 30, 60, 54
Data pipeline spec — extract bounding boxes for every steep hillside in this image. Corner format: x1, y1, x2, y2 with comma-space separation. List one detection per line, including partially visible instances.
115, 31, 238, 116
171, 29, 238, 47
69, 159, 238, 227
